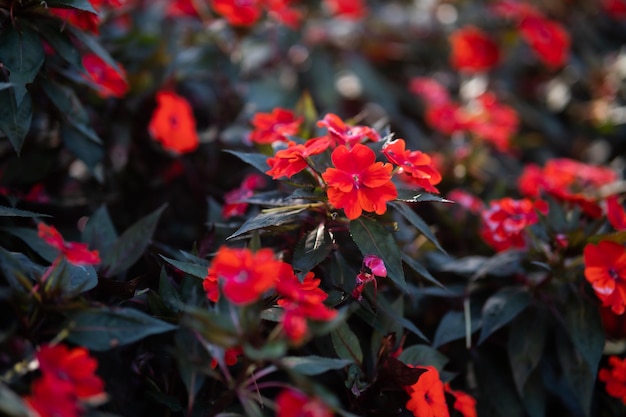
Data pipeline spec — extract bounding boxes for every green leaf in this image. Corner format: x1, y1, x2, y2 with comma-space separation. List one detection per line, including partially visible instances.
45, 0, 98, 12
0, 90, 32, 154
563, 292, 604, 376
390, 201, 445, 253
66, 307, 177, 351
48, 259, 98, 295
398, 344, 449, 371
243, 340, 287, 360
102, 204, 167, 277
2, 227, 58, 262
478, 287, 531, 344
521, 369, 546, 417
223, 150, 270, 173
433, 310, 481, 348
331, 322, 363, 364
160, 255, 208, 279
160, 268, 183, 313
0, 247, 44, 292
0, 205, 50, 218
292, 223, 333, 277
61, 124, 104, 170
508, 308, 547, 396
281, 356, 353, 375
350, 217, 406, 292
181, 307, 239, 347
375, 294, 428, 342
556, 328, 594, 416
0, 26, 44, 106
227, 207, 307, 240
41, 81, 102, 144
395, 190, 452, 203
36, 22, 82, 68
0, 382, 31, 417
82, 205, 118, 262
474, 350, 525, 417
401, 252, 445, 289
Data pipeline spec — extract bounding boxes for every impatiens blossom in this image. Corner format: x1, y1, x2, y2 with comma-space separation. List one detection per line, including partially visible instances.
449, 26, 500, 73
424, 102, 467, 136
266, 0, 302, 29
607, 196, 626, 231
211, 0, 262, 26
409, 77, 451, 107
444, 384, 477, 417
364, 255, 387, 277
317, 113, 381, 147
519, 15, 570, 69
584, 241, 626, 315
352, 255, 387, 300
275, 389, 333, 417
222, 174, 266, 219
148, 91, 199, 154
404, 366, 450, 417
464, 92, 519, 152
38, 223, 100, 266
210, 346, 243, 369
249, 108, 303, 145
266, 137, 332, 179
447, 189, 484, 214
323, 0, 367, 20
383, 139, 442, 193
25, 373, 81, 417
322, 143, 397, 220
599, 356, 626, 404
480, 198, 547, 252
203, 246, 291, 305
82, 53, 129, 99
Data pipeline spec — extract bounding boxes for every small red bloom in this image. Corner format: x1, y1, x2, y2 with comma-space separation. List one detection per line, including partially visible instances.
50, 8, 100, 34
210, 346, 243, 368
405, 366, 450, 417
447, 189, 484, 214
212, 0, 262, 26
167, 0, 200, 17
38, 223, 100, 266
603, 0, 626, 20
409, 77, 451, 107
276, 271, 328, 305
444, 385, 477, 417
464, 92, 519, 152
317, 113, 381, 147
323, 0, 367, 20
250, 108, 303, 145
266, 0, 301, 29
424, 102, 467, 136
607, 196, 626, 231
364, 255, 387, 277
37, 344, 105, 400
480, 198, 547, 252
82, 53, 129, 99
266, 137, 331, 179
222, 174, 266, 219
519, 16, 570, 69
584, 241, 626, 315
383, 139, 442, 193
322, 143, 397, 220
449, 26, 500, 73
25, 373, 81, 417
275, 389, 333, 417
148, 91, 199, 154
599, 356, 626, 404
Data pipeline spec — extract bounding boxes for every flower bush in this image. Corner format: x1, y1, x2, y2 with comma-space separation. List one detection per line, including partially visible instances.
1, 1, 626, 416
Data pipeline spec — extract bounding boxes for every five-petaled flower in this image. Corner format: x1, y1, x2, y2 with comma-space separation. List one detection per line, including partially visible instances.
149, 91, 200, 154
317, 113, 381, 147
599, 356, 626, 405
38, 223, 100, 266
322, 143, 397, 220
449, 26, 500, 73
249, 108, 303, 145
584, 241, 626, 315
383, 139, 442, 193
405, 365, 450, 417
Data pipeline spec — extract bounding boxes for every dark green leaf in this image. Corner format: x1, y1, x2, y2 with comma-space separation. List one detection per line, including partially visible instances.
66, 26, 124, 77
160, 268, 183, 313
398, 344, 449, 371
350, 217, 406, 292
2, 227, 58, 262
401, 252, 445, 289
556, 328, 594, 416
36, 22, 82, 68
0, 382, 31, 417
281, 356, 353, 375
379, 356, 428, 387
331, 322, 363, 364
48, 259, 98, 295
391, 201, 445, 253
181, 306, 239, 347
376, 294, 428, 342
0, 90, 32, 154
66, 307, 177, 350
395, 190, 452, 203
45, 0, 98, 12
508, 308, 547, 395
0, 83, 12, 91
0, 247, 44, 292
478, 287, 531, 344
82, 205, 118, 262
240, 397, 264, 417
0, 26, 44, 106
61, 124, 104, 170
160, 255, 207, 279
521, 369, 546, 417
227, 207, 306, 240
563, 293, 604, 375
433, 310, 481, 348
102, 204, 167, 277
223, 150, 270, 173
0, 205, 49, 218
243, 340, 287, 360
292, 223, 333, 277
474, 350, 525, 417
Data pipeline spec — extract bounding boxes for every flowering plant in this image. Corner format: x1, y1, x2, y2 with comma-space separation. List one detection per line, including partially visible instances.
1, 1, 626, 417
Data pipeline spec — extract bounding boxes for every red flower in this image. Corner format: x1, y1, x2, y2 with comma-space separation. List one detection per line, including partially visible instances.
275, 389, 333, 417
222, 174, 266, 219
601, 305, 626, 339
424, 102, 467, 136
603, 0, 626, 20
364, 254, 387, 277
317, 113, 381, 147
449, 26, 500, 73
37, 344, 105, 400
607, 196, 626, 231
148, 91, 199, 154
82, 53, 129, 99
167, 0, 200, 17
50, 8, 100, 34
212, 0, 262, 26
276, 271, 328, 305
267, 0, 302, 29
444, 385, 477, 417
464, 92, 519, 152
38, 223, 100, 266
480, 198, 547, 252
584, 241, 626, 315
25, 373, 81, 417
383, 139, 442, 193
599, 356, 626, 404
203, 247, 290, 305
210, 346, 243, 368
405, 366, 450, 417
447, 189, 484, 214
249, 108, 303, 145
322, 143, 397, 220
409, 77, 451, 107
266, 137, 332, 179
323, 0, 367, 20
519, 16, 570, 68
